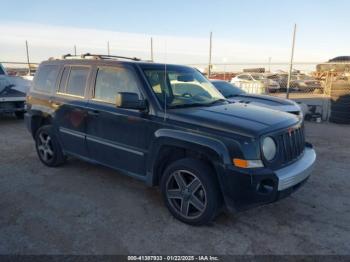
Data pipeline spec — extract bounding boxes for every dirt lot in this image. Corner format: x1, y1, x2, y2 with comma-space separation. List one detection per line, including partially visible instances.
0, 117, 349, 255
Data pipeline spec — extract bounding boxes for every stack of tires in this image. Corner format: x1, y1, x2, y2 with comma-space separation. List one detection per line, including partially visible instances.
329, 80, 350, 124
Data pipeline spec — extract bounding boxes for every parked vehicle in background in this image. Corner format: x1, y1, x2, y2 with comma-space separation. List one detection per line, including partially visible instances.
266, 73, 289, 90
267, 73, 322, 93
25, 54, 316, 225
231, 73, 280, 93
211, 80, 302, 117
290, 74, 322, 92
0, 76, 26, 119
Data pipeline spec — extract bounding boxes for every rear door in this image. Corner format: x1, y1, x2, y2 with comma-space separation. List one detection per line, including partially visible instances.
53, 65, 91, 158
85, 65, 149, 176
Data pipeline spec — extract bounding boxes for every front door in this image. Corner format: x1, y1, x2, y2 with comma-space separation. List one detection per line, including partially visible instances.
85, 66, 149, 176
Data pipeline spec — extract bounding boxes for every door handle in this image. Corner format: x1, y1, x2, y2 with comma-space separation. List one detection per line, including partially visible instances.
88, 110, 100, 116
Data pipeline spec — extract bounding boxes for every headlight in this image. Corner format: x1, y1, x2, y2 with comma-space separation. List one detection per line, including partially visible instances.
262, 137, 277, 161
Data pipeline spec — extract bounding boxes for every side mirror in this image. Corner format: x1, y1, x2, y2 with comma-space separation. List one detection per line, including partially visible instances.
116, 92, 147, 111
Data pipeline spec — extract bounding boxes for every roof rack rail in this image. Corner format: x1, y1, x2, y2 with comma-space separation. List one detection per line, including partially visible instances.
61, 54, 81, 59
59, 53, 142, 61
82, 53, 142, 61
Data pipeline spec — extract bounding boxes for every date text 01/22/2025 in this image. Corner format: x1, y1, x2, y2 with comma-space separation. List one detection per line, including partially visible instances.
127, 255, 220, 261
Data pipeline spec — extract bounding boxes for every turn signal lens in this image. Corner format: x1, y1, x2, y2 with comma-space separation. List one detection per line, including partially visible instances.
233, 159, 248, 168
233, 159, 264, 169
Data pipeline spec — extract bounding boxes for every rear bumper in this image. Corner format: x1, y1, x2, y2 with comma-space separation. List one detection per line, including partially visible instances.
221, 145, 316, 212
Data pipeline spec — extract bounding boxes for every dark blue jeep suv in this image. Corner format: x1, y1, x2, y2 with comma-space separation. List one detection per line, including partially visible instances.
25, 54, 316, 225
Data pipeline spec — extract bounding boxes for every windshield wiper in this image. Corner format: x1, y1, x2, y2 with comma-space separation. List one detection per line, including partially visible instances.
168, 99, 228, 109
205, 99, 228, 106
168, 103, 208, 109
225, 94, 240, 98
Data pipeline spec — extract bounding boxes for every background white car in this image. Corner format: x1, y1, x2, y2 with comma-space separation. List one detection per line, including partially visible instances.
231, 73, 280, 93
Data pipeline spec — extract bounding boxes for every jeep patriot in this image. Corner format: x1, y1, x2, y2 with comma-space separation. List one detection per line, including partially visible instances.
25, 54, 316, 225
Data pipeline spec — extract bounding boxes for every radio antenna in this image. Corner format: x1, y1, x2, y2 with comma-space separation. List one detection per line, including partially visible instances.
163, 39, 167, 121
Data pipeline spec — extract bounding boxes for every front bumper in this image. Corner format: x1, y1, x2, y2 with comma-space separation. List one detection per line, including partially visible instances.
221, 145, 316, 212
276, 147, 316, 191
0, 101, 25, 114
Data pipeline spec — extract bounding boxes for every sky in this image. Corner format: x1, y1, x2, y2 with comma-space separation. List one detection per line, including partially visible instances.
0, 0, 349, 69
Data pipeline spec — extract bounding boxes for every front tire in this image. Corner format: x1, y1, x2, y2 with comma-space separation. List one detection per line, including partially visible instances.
35, 125, 65, 167
160, 158, 222, 226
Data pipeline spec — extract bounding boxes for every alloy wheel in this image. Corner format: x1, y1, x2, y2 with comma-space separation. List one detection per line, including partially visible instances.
166, 170, 207, 219
37, 132, 54, 162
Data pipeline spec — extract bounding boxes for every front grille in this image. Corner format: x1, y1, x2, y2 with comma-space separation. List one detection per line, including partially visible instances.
289, 111, 301, 116
264, 125, 306, 169
276, 125, 305, 165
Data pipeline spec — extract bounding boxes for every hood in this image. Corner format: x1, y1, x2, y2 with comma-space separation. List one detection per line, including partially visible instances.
168, 102, 299, 138
228, 94, 300, 113
0, 75, 29, 95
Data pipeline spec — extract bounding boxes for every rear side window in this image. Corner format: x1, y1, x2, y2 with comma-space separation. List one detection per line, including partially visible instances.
94, 67, 141, 103
58, 67, 70, 93
58, 67, 89, 97
34, 65, 60, 93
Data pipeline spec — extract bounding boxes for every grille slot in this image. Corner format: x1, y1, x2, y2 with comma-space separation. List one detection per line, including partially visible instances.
277, 126, 305, 165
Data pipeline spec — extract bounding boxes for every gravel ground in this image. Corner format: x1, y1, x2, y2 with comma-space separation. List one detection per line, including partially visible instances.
0, 117, 349, 255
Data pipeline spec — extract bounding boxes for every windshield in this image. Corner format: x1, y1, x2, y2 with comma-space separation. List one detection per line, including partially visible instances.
211, 81, 245, 98
143, 67, 225, 108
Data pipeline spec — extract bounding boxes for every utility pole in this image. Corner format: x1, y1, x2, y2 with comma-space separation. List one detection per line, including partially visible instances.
268, 57, 272, 72
25, 40, 31, 75
107, 41, 110, 55
150, 37, 154, 62
74, 45, 77, 56
287, 24, 297, 99
208, 32, 213, 78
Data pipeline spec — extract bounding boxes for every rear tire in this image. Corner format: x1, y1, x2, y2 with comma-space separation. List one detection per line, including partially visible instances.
35, 125, 65, 167
160, 158, 222, 226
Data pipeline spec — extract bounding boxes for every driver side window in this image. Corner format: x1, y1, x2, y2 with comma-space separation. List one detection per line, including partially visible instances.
94, 66, 141, 104
144, 71, 170, 104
